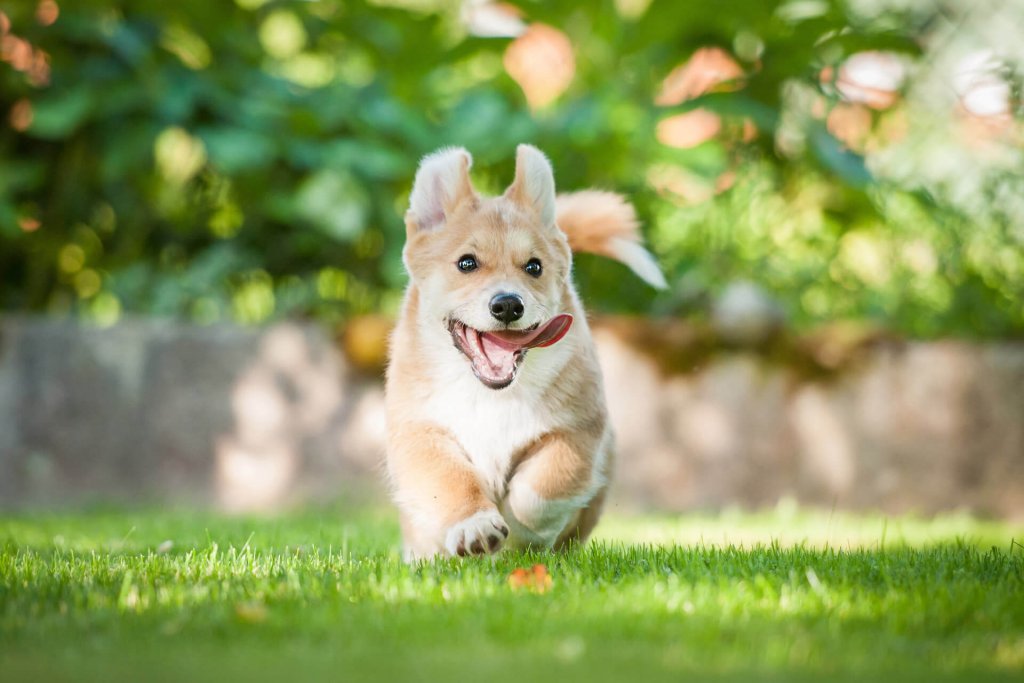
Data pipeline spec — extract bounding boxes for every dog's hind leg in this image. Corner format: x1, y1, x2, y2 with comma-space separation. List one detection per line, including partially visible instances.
552, 485, 609, 551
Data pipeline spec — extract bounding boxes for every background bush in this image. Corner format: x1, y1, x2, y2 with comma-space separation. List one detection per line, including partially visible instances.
1, 0, 1021, 337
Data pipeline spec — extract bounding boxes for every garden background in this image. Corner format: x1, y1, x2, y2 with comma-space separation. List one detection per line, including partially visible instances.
2, 1, 1023, 680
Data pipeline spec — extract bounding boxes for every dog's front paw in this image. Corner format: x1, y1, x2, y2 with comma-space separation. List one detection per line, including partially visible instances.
444, 510, 510, 557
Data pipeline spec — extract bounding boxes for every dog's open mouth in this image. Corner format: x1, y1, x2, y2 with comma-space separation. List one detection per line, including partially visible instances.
448, 314, 573, 389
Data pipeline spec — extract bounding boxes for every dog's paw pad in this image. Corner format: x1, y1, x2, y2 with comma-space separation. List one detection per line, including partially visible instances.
445, 510, 509, 557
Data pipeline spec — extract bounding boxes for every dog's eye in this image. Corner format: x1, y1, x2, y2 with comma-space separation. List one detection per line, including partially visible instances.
524, 258, 542, 277
457, 254, 478, 273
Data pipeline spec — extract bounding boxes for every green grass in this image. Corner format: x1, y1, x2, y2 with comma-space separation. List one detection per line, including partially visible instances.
2, 505, 1023, 682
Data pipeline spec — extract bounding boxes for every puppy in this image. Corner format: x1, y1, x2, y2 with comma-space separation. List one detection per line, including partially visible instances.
385, 144, 665, 560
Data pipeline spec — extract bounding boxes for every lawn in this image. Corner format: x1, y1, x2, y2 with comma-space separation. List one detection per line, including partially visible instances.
1, 504, 1022, 682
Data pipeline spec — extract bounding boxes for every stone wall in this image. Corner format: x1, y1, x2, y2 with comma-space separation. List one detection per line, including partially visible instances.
1, 317, 1022, 517
0, 319, 385, 511
595, 329, 1024, 517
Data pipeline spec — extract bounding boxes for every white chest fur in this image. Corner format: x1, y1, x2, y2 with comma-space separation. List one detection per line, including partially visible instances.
418, 339, 574, 503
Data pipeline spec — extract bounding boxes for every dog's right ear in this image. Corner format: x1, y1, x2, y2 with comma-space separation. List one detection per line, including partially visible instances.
405, 147, 477, 235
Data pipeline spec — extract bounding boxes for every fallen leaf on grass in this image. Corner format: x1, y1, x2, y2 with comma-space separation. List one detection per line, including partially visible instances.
507, 564, 553, 593
234, 601, 268, 624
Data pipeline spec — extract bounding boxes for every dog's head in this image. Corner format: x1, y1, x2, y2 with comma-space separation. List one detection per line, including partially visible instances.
402, 144, 574, 390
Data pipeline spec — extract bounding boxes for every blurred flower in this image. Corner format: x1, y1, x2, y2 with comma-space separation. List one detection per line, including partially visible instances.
28, 49, 49, 86
827, 51, 906, 110
715, 169, 737, 194
18, 216, 40, 232
656, 47, 744, 106
9, 98, 32, 131
0, 15, 50, 86
461, 0, 525, 38
953, 50, 1013, 135
656, 109, 721, 149
742, 118, 758, 142
1, 34, 34, 71
504, 23, 575, 109
36, 0, 59, 27
826, 102, 872, 152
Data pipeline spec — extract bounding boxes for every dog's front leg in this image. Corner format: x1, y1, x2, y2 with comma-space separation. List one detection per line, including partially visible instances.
501, 431, 604, 550
388, 422, 509, 561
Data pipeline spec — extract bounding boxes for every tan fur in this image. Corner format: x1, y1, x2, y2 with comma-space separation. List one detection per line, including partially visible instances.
555, 190, 641, 257
556, 190, 668, 289
386, 145, 663, 560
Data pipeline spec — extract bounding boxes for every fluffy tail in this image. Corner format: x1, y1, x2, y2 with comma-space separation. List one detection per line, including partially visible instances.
555, 190, 668, 290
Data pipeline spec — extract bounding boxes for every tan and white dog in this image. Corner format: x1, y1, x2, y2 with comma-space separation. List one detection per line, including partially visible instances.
385, 144, 665, 561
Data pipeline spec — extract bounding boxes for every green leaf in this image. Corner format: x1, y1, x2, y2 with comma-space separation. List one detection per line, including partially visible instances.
323, 140, 408, 180
809, 124, 872, 188
27, 88, 95, 139
199, 127, 277, 174
295, 168, 370, 243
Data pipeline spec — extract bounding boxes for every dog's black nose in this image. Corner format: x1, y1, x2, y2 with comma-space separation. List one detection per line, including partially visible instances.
489, 293, 524, 324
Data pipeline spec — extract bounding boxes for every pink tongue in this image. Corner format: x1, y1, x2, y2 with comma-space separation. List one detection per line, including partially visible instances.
472, 314, 573, 383
480, 314, 573, 353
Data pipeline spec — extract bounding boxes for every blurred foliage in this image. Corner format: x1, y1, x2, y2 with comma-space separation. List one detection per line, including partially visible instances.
1, 0, 1022, 337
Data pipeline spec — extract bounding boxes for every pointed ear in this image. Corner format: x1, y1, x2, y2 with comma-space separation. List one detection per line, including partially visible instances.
504, 144, 556, 226
406, 147, 477, 233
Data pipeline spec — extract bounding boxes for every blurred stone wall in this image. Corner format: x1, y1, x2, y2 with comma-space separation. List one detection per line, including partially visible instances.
1, 317, 1022, 518
0, 318, 385, 511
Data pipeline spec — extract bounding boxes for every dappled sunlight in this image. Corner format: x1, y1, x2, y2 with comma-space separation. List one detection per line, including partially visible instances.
0, 0, 1021, 527
791, 387, 855, 497
590, 320, 1024, 517
678, 400, 735, 463
210, 324, 387, 512
215, 326, 345, 512
953, 50, 1013, 120
594, 504, 1021, 549
154, 127, 207, 186
215, 438, 298, 513
1, 0, 1019, 335
462, 0, 525, 38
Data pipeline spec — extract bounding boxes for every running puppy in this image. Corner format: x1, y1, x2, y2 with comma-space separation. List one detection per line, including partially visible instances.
386, 144, 665, 560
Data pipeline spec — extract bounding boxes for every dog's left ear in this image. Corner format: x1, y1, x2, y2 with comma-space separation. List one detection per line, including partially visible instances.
504, 144, 556, 226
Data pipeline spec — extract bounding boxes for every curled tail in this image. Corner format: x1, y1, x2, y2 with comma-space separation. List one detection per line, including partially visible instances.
555, 190, 668, 290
